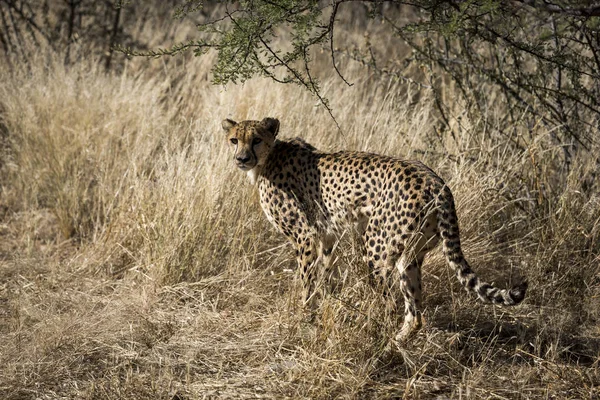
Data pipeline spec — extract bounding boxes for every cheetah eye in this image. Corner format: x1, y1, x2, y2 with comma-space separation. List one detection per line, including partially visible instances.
253, 138, 262, 145
229, 138, 238, 145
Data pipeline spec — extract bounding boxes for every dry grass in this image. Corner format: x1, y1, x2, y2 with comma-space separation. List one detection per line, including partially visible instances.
1, 6, 599, 399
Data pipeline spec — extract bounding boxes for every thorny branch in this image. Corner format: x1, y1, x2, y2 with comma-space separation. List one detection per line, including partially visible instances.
6, 0, 594, 150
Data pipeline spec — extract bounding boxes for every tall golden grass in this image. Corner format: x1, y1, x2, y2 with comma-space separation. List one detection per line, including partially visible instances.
0, 5, 599, 399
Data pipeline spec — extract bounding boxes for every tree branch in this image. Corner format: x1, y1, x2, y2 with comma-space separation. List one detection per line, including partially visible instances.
329, 0, 353, 87
513, 0, 600, 17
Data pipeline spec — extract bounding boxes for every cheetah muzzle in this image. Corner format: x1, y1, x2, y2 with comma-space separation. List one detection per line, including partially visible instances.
222, 117, 527, 343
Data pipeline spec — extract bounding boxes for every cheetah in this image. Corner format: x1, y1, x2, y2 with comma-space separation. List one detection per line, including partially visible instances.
222, 117, 527, 342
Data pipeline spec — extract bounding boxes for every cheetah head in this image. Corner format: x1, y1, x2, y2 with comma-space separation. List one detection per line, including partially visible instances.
221, 117, 280, 172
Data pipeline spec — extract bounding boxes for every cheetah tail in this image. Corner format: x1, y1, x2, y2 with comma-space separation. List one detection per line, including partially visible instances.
435, 185, 527, 306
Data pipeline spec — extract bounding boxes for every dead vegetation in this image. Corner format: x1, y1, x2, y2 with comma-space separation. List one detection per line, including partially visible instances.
0, 3, 599, 399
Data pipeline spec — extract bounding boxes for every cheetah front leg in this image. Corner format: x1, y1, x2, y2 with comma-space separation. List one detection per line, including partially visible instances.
263, 194, 321, 308
319, 233, 339, 291
295, 234, 320, 308
395, 251, 425, 342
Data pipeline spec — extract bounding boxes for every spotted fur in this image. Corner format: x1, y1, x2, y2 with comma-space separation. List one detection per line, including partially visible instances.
222, 117, 527, 342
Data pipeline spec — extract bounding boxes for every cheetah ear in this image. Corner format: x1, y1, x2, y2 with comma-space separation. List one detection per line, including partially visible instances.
222, 119, 237, 132
260, 117, 280, 137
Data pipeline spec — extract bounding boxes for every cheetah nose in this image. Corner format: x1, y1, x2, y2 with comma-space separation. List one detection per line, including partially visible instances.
236, 155, 251, 163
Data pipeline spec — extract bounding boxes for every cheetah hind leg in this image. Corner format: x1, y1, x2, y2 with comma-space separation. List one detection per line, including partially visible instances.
394, 251, 425, 343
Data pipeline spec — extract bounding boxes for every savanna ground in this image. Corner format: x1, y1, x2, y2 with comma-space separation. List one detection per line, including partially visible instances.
1, 3, 599, 399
